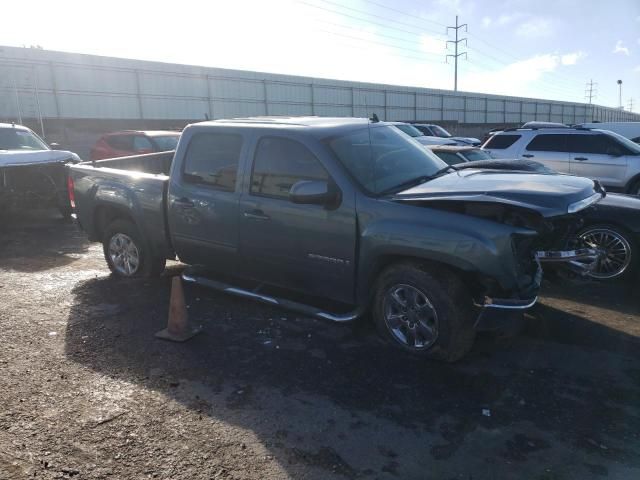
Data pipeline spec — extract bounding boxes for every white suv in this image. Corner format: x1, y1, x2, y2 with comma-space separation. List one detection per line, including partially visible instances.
482, 127, 640, 193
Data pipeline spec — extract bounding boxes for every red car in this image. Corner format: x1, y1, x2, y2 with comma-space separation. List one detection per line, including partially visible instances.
90, 130, 180, 160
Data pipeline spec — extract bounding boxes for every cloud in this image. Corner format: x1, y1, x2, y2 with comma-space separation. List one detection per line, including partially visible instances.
460, 52, 585, 98
517, 17, 555, 38
481, 16, 491, 28
635, 65, 640, 73
561, 51, 586, 65
481, 13, 527, 28
613, 40, 630, 55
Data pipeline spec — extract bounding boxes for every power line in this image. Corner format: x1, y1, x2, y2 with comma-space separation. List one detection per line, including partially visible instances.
311, 0, 445, 38
446, 16, 467, 92
585, 79, 597, 104
362, 0, 448, 29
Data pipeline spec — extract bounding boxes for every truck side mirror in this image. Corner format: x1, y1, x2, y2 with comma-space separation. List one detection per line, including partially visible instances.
289, 180, 339, 207
49, 142, 61, 149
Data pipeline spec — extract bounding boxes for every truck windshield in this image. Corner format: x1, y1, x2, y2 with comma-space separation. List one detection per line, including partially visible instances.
0, 128, 49, 151
327, 125, 447, 195
603, 130, 640, 154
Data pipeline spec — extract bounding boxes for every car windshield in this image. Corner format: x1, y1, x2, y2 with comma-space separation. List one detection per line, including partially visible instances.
326, 125, 447, 195
431, 125, 452, 138
462, 149, 493, 161
152, 135, 180, 151
0, 128, 49, 151
601, 130, 640, 154
393, 124, 423, 138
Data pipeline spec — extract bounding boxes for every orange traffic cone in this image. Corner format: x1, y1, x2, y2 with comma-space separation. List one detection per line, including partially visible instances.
155, 276, 202, 342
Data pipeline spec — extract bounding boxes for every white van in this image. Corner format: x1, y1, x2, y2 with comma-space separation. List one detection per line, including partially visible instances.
577, 122, 640, 144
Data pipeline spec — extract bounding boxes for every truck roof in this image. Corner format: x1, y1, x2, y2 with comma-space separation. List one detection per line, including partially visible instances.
0, 123, 31, 131
198, 116, 374, 137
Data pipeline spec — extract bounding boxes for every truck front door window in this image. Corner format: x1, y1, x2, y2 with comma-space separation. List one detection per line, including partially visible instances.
251, 137, 328, 199
183, 133, 243, 191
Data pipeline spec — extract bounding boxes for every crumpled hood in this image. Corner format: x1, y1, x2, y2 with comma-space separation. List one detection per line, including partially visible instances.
0, 149, 79, 167
393, 169, 603, 217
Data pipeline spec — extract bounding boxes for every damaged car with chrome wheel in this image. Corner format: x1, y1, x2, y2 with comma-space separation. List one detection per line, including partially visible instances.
70, 117, 604, 361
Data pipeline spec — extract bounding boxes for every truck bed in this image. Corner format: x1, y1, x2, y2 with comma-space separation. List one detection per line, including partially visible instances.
69, 151, 175, 259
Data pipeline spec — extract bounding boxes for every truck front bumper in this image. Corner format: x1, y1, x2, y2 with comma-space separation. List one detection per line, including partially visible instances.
474, 247, 600, 331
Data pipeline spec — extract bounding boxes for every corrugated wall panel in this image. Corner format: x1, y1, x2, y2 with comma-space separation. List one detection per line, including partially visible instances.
1, 46, 638, 123
210, 78, 264, 101
267, 83, 311, 103
314, 86, 352, 106
214, 100, 266, 118
138, 72, 207, 98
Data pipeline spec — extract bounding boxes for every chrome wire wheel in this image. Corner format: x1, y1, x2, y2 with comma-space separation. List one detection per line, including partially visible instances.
579, 227, 632, 280
382, 284, 439, 350
108, 233, 140, 276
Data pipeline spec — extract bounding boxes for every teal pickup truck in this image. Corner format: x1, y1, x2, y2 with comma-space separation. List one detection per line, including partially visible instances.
68, 117, 603, 361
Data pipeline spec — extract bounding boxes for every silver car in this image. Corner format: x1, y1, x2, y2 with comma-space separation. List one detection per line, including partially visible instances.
483, 127, 640, 193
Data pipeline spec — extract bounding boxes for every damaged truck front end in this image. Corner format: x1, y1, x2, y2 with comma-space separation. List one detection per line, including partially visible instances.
386, 167, 605, 329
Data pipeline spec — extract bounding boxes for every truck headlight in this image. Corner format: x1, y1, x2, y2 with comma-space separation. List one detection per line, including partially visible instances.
567, 192, 603, 214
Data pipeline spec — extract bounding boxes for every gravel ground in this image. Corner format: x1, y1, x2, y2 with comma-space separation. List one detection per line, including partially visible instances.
0, 210, 639, 480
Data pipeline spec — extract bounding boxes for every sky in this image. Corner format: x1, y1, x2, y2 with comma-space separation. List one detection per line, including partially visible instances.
1, 0, 638, 109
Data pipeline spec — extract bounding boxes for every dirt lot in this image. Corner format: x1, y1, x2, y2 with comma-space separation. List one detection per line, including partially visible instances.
1, 210, 639, 480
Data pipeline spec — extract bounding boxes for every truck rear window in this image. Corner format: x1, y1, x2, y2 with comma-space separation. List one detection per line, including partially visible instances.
484, 134, 521, 149
182, 133, 243, 191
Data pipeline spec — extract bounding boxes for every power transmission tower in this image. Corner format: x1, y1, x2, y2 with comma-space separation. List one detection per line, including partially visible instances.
628, 98, 634, 113
584, 79, 597, 104
446, 15, 467, 92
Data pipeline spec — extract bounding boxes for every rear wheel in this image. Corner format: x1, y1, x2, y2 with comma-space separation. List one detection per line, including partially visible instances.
372, 263, 475, 362
102, 219, 166, 278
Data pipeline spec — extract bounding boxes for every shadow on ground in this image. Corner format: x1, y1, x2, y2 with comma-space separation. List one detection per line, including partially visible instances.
62, 273, 640, 479
0, 209, 89, 272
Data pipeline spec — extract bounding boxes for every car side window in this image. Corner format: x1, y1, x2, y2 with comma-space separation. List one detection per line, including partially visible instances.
567, 134, 613, 155
182, 132, 243, 191
106, 135, 133, 151
484, 134, 521, 149
435, 151, 465, 165
133, 135, 153, 152
251, 137, 328, 199
525, 134, 568, 152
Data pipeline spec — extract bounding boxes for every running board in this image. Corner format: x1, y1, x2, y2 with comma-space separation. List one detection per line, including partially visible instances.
182, 273, 361, 322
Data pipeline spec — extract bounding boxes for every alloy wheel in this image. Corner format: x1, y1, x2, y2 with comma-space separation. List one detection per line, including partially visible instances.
108, 233, 141, 276
383, 284, 439, 350
579, 228, 632, 279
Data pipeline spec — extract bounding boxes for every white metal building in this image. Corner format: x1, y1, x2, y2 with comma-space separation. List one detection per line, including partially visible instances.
1, 45, 638, 126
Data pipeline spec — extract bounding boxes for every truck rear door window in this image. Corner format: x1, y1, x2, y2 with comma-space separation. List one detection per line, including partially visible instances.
251, 137, 328, 199
484, 134, 521, 149
183, 133, 243, 191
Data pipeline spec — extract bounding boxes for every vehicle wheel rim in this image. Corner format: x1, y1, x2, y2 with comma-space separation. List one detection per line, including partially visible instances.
383, 284, 438, 350
579, 228, 631, 279
108, 233, 140, 276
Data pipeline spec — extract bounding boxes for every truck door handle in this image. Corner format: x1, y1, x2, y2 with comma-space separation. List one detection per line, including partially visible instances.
243, 209, 270, 221
574, 157, 588, 161
522, 154, 534, 158
174, 197, 195, 207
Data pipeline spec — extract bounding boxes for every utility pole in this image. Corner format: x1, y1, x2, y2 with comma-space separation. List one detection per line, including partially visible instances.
627, 98, 634, 113
446, 15, 467, 92
584, 79, 597, 104
617, 80, 623, 109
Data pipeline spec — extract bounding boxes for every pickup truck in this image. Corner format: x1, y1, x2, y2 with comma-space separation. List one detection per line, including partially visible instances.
69, 117, 604, 361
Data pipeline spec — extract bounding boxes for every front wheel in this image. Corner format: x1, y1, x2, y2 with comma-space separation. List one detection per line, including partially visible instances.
576, 224, 637, 281
102, 219, 166, 278
372, 263, 475, 362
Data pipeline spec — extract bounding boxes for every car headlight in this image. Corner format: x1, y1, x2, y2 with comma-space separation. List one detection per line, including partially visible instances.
567, 192, 603, 214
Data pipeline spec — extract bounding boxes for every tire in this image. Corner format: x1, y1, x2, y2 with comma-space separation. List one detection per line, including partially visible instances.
102, 219, 166, 278
372, 262, 475, 362
576, 224, 637, 281
626, 178, 640, 196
